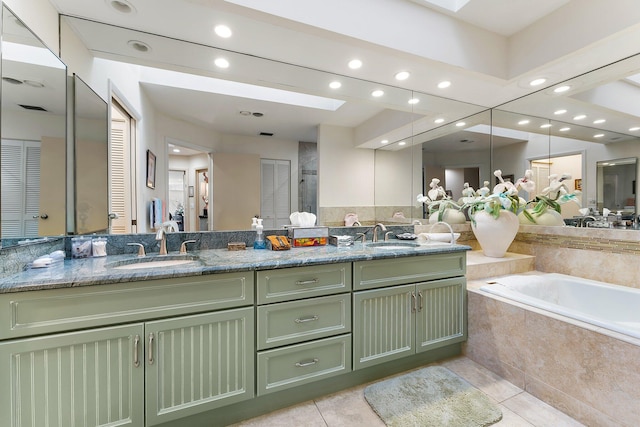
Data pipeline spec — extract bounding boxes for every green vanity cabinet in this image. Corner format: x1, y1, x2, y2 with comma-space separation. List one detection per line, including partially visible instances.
0, 272, 255, 427
145, 307, 254, 426
255, 264, 353, 395
0, 323, 145, 427
353, 255, 466, 370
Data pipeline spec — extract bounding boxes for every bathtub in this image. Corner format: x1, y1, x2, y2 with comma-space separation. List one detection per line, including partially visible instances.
480, 273, 640, 340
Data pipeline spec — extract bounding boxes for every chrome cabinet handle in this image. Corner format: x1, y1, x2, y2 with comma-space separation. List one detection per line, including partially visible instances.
294, 315, 319, 323
295, 279, 319, 286
148, 332, 155, 365
411, 292, 417, 313
133, 335, 140, 367
417, 291, 423, 312
295, 358, 319, 367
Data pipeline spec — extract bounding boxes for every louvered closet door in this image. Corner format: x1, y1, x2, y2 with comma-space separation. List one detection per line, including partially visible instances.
109, 118, 129, 233
1, 139, 40, 238
260, 159, 290, 228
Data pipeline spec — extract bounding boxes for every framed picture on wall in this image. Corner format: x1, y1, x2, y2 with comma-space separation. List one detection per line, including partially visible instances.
146, 150, 156, 189
575, 178, 582, 191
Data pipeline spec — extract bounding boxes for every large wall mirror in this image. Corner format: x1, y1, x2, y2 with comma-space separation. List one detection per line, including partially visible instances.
73, 74, 108, 235
0, 5, 67, 246
495, 53, 640, 222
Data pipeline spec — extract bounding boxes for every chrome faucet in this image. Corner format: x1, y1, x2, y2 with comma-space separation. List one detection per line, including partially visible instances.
372, 223, 387, 242
579, 216, 597, 227
156, 227, 168, 255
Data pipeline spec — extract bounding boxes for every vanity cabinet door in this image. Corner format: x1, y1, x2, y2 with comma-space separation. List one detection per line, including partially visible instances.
144, 307, 254, 426
0, 323, 145, 427
415, 277, 466, 353
353, 284, 415, 370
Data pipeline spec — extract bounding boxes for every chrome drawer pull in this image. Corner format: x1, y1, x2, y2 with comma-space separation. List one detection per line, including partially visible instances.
133, 335, 140, 367
148, 332, 155, 365
294, 315, 319, 323
295, 358, 319, 367
295, 278, 319, 286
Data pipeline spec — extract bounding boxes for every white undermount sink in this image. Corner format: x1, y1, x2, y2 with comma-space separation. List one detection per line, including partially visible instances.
366, 241, 420, 250
109, 255, 202, 270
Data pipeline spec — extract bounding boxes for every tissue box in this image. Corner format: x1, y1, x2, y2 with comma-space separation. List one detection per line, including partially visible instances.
329, 235, 354, 247
288, 227, 329, 247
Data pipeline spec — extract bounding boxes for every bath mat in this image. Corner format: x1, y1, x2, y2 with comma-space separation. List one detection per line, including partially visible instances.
364, 366, 502, 427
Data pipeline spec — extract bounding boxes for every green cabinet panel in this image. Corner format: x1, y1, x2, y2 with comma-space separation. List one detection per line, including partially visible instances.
416, 278, 467, 352
256, 263, 351, 304
256, 334, 351, 395
354, 278, 467, 370
353, 253, 465, 290
353, 284, 415, 370
145, 307, 254, 426
257, 293, 351, 350
0, 324, 145, 427
0, 272, 253, 340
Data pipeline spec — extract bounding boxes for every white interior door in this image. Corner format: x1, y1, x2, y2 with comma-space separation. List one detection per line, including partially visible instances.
261, 159, 291, 228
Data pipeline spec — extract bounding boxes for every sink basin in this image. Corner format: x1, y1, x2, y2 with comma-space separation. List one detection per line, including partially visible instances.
366, 241, 420, 250
109, 255, 202, 270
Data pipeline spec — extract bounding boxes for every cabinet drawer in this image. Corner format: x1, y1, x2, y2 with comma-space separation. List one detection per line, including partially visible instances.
353, 252, 465, 290
257, 294, 351, 350
257, 263, 351, 304
257, 334, 351, 395
0, 272, 253, 339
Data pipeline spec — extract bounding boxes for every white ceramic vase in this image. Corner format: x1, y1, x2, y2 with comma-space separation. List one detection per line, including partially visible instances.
428, 208, 466, 225
471, 210, 519, 257
518, 208, 564, 226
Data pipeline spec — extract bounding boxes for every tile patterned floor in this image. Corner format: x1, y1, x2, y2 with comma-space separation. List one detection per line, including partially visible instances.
233, 356, 585, 427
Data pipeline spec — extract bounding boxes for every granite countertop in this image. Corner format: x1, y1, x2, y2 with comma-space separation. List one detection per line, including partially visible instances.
0, 242, 470, 294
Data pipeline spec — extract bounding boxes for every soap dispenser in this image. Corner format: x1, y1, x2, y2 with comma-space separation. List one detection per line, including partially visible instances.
254, 218, 266, 249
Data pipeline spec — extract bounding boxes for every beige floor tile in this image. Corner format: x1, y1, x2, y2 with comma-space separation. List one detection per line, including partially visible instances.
502, 392, 585, 427
231, 401, 327, 427
493, 403, 535, 426
442, 356, 523, 402
314, 384, 386, 427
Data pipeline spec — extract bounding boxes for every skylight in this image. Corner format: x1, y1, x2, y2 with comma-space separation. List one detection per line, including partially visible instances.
421, 0, 471, 13
139, 67, 345, 111
3, 41, 66, 69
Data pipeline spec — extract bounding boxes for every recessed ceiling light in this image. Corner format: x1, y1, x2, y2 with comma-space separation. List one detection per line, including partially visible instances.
381, 139, 389, 144
106, 0, 136, 13
573, 114, 586, 120
559, 127, 570, 132
23, 80, 45, 88
455, 121, 466, 127
239, 111, 251, 116
434, 118, 445, 124
398, 141, 407, 146
594, 134, 605, 138
252, 112, 264, 117
530, 78, 546, 86
172, 148, 181, 153
540, 123, 552, 128
348, 59, 362, 69
2, 76, 23, 85
593, 119, 606, 124
630, 127, 640, 131
554, 109, 567, 115
408, 98, 420, 105
127, 40, 151, 53
554, 85, 570, 93
518, 119, 530, 125
395, 71, 410, 81
214, 58, 230, 68
214, 25, 232, 38
371, 89, 384, 97
437, 81, 451, 89
329, 81, 341, 89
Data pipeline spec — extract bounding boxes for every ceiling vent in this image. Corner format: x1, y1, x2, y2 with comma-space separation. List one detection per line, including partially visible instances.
259, 132, 274, 137
19, 104, 47, 111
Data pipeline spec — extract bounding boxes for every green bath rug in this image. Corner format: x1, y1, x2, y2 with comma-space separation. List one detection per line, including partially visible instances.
364, 366, 503, 427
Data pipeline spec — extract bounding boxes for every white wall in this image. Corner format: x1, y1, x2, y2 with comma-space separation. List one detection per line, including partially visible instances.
318, 124, 374, 207
4, 0, 58, 53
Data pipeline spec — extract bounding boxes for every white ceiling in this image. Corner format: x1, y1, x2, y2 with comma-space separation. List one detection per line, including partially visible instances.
44, 0, 640, 145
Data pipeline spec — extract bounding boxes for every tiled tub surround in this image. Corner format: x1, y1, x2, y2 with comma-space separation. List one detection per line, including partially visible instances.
466, 278, 640, 427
